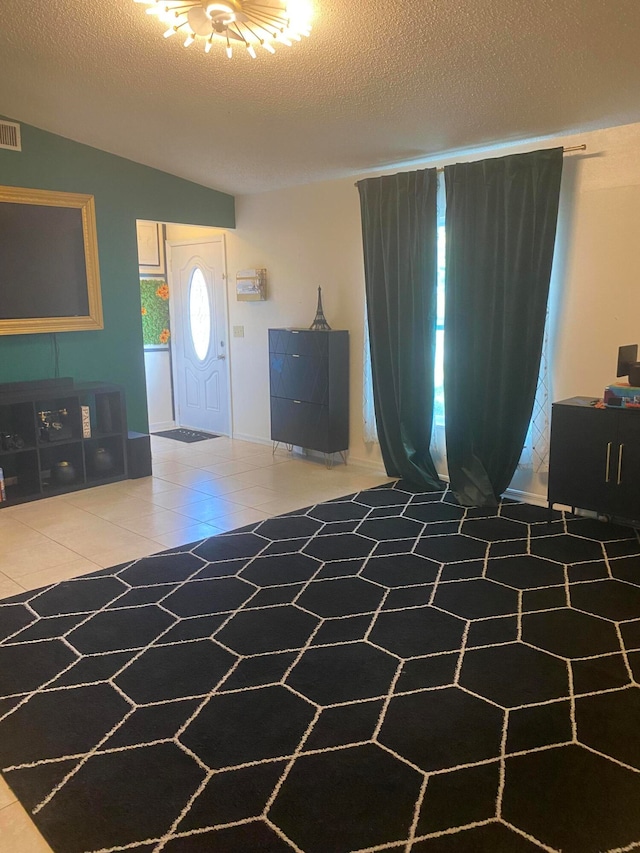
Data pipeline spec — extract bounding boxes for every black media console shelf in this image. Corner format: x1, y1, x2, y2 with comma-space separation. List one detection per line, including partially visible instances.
0, 377, 128, 507
269, 329, 349, 459
548, 396, 640, 523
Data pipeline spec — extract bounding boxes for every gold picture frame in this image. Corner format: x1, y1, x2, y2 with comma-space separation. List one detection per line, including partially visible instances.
0, 185, 103, 335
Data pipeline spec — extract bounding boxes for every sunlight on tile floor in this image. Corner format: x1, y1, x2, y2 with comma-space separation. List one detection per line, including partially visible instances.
0, 435, 390, 853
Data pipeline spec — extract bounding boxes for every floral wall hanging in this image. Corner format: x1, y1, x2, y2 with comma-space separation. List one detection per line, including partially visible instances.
140, 278, 171, 347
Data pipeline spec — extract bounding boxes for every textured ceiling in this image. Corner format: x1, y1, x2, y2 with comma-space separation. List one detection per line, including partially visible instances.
1, 0, 640, 195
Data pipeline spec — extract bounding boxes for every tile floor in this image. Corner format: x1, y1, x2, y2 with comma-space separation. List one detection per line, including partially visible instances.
0, 434, 390, 853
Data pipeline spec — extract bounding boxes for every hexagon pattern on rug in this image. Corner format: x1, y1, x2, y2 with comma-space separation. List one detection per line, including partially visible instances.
1, 483, 640, 853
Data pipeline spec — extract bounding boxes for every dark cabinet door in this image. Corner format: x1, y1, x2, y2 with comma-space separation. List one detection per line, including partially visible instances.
270, 398, 330, 451
269, 329, 328, 357
611, 412, 640, 520
269, 354, 329, 404
548, 403, 615, 513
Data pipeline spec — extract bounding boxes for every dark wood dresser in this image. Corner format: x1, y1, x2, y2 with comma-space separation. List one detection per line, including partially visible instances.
548, 396, 640, 521
268, 328, 349, 458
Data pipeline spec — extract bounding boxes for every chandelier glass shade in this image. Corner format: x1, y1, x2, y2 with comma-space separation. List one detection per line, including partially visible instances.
135, 0, 312, 58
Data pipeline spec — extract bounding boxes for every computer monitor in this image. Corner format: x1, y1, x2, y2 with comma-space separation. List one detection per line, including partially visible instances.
617, 344, 640, 386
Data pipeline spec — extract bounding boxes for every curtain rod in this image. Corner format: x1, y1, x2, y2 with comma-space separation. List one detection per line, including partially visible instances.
354, 144, 586, 185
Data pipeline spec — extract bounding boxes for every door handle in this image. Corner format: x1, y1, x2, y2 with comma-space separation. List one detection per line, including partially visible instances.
617, 443, 624, 484
605, 442, 612, 482
217, 355, 226, 360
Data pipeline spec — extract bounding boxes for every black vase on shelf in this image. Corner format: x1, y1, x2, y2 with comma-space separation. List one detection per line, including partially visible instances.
92, 446, 114, 475
51, 461, 76, 485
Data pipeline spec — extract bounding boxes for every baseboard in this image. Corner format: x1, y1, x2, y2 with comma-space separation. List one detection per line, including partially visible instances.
227, 435, 551, 505
232, 432, 272, 447
423, 472, 549, 508
231, 436, 388, 476
502, 486, 548, 507
339, 454, 387, 475
435, 474, 548, 508
286, 446, 388, 476
149, 420, 176, 433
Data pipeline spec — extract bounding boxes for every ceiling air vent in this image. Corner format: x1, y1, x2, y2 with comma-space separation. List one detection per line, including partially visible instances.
0, 120, 21, 151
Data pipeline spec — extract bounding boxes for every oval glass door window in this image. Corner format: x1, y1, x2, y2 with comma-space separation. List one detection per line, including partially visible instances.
189, 267, 211, 361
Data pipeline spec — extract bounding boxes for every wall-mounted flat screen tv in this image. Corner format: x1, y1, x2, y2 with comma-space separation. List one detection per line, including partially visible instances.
0, 185, 103, 335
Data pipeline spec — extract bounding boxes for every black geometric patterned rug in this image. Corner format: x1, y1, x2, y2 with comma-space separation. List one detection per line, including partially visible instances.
1, 483, 640, 853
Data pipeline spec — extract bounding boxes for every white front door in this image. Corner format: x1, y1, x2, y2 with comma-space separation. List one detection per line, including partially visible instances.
168, 238, 230, 435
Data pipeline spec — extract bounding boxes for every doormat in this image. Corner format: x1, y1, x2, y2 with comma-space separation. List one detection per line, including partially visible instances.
153, 428, 220, 443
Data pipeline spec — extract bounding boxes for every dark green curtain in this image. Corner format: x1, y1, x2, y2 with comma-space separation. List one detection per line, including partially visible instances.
357, 170, 442, 489
444, 148, 563, 506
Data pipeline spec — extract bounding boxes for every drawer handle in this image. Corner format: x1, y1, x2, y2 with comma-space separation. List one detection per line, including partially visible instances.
617, 443, 624, 485
292, 354, 300, 358
294, 400, 302, 404
605, 442, 612, 482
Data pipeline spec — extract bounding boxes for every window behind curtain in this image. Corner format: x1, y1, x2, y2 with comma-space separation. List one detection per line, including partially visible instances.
362, 174, 445, 445
362, 309, 377, 443
363, 170, 552, 472
433, 173, 446, 427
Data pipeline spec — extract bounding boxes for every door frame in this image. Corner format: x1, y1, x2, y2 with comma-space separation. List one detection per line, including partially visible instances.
166, 235, 233, 436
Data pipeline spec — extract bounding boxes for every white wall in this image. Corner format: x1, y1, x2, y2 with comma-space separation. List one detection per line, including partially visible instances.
508, 123, 640, 498
222, 121, 640, 500
222, 180, 382, 466
143, 349, 174, 432
157, 123, 640, 498
548, 123, 640, 399
137, 220, 175, 434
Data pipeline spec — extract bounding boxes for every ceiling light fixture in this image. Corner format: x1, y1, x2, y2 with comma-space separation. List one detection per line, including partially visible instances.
135, 0, 312, 58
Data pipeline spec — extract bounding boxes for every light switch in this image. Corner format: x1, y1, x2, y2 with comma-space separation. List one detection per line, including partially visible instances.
233, 325, 245, 338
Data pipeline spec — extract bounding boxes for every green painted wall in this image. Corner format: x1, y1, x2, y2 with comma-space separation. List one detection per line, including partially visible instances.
0, 118, 235, 432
